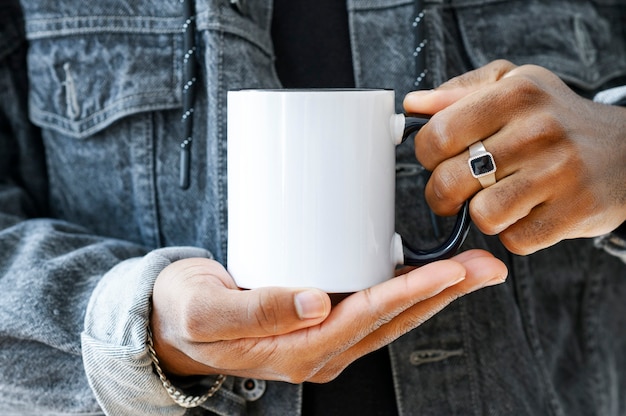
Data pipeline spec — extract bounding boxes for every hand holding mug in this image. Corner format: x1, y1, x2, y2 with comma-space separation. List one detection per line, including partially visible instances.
405, 60, 626, 254
150, 251, 506, 382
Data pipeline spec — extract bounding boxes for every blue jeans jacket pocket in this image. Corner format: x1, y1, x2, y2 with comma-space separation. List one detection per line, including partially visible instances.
453, 0, 626, 90
25, 15, 182, 139
20, 10, 186, 246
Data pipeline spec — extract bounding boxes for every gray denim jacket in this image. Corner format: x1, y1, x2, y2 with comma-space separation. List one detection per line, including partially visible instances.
1, 0, 626, 415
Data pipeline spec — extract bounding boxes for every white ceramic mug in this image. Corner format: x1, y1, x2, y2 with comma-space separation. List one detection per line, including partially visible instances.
227, 89, 469, 292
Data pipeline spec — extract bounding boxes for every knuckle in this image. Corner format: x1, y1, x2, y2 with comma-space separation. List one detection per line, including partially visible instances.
470, 201, 502, 235
177, 294, 210, 341
493, 210, 544, 255
276, 344, 331, 384
313, 370, 342, 384
541, 111, 567, 138
491, 58, 515, 69
286, 345, 343, 384
285, 363, 322, 384
483, 59, 518, 81
181, 316, 203, 341
499, 232, 533, 255
308, 364, 346, 384
529, 112, 568, 148
221, 338, 280, 371
428, 166, 465, 213
432, 167, 458, 196
250, 290, 282, 335
470, 188, 518, 235
292, 371, 318, 385
428, 117, 458, 159
499, 75, 541, 109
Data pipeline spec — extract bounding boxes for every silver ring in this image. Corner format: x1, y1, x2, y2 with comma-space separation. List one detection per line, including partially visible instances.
468, 141, 497, 188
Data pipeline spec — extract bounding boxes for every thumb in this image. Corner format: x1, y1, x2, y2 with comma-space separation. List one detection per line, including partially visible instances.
154, 258, 331, 342
208, 286, 331, 340
404, 59, 518, 114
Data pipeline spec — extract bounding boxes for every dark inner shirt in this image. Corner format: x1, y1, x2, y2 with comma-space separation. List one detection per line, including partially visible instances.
271, 0, 354, 88
271, 1, 398, 415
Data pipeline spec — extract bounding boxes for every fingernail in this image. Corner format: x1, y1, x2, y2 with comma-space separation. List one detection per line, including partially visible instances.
294, 290, 327, 320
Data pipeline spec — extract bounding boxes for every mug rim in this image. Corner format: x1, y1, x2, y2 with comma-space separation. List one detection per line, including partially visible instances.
228, 88, 392, 93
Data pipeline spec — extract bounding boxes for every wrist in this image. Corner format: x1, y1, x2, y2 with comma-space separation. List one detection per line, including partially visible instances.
146, 306, 226, 408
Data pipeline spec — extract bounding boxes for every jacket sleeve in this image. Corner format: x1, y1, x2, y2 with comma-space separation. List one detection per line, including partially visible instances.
0, 6, 213, 415
81, 247, 216, 416
592, 85, 626, 263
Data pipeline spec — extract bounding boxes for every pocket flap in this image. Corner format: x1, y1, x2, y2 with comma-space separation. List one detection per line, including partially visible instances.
26, 19, 182, 139
455, 1, 626, 90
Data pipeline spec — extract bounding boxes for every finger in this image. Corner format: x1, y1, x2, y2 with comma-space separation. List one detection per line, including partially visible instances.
201, 286, 332, 340
423, 116, 539, 216
425, 145, 550, 222
403, 60, 518, 115
432, 109, 579, 230
313, 252, 505, 353
497, 200, 583, 255
414, 78, 519, 171
375, 252, 507, 338
403, 88, 467, 116
448, 248, 497, 263
498, 207, 564, 255
470, 172, 549, 236
309, 259, 468, 353
200, 258, 469, 380
309, 251, 508, 382
424, 153, 478, 215
405, 60, 518, 167
358, 251, 506, 337
197, 252, 505, 382
154, 258, 332, 341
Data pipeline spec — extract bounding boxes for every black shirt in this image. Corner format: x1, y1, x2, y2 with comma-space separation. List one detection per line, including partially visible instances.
271, 1, 398, 414
271, 0, 354, 88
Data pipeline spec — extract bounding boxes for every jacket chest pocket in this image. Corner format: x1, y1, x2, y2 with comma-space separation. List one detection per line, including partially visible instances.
23, 13, 184, 246
25, 17, 182, 138
452, 0, 626, 91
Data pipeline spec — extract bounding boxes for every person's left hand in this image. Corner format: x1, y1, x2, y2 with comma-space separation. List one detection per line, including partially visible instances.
404, 60, 626, 255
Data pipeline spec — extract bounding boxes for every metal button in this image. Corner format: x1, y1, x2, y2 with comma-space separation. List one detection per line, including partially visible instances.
235, 378, 266, 401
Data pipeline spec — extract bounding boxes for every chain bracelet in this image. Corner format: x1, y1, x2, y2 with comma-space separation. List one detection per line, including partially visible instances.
146, 326, 226, 408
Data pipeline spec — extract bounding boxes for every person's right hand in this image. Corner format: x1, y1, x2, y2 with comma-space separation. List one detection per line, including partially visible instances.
150, 250, 506, 383
404, 60, 626, 255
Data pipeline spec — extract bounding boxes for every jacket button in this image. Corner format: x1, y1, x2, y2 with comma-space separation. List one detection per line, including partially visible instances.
235, 378, 266, 401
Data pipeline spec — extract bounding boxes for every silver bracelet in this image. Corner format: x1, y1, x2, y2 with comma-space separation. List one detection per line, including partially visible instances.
146, 325, 226, 408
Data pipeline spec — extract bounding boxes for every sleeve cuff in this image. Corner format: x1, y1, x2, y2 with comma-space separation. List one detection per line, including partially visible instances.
595, 233, 626, 264
81, 246, 213, 416
593, 85, 626, 106
592, 85, 626, 262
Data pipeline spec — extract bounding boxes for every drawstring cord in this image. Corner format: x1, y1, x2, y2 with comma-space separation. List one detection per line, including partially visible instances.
178, 0, 440, 245
412, 0, 428, 89
413, 1, 441, 239
180, 0, 197, 189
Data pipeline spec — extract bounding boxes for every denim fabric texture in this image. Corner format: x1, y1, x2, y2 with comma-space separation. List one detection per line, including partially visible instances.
1, 0, 626, 415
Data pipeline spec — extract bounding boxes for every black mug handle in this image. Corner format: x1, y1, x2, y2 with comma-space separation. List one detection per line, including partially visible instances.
398, 113, 471, 266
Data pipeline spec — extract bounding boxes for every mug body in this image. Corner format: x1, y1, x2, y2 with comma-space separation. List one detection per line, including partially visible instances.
227, 89, 401, 292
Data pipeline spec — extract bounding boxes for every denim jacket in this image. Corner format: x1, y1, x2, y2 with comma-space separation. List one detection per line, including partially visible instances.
1, 0, 626, 415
